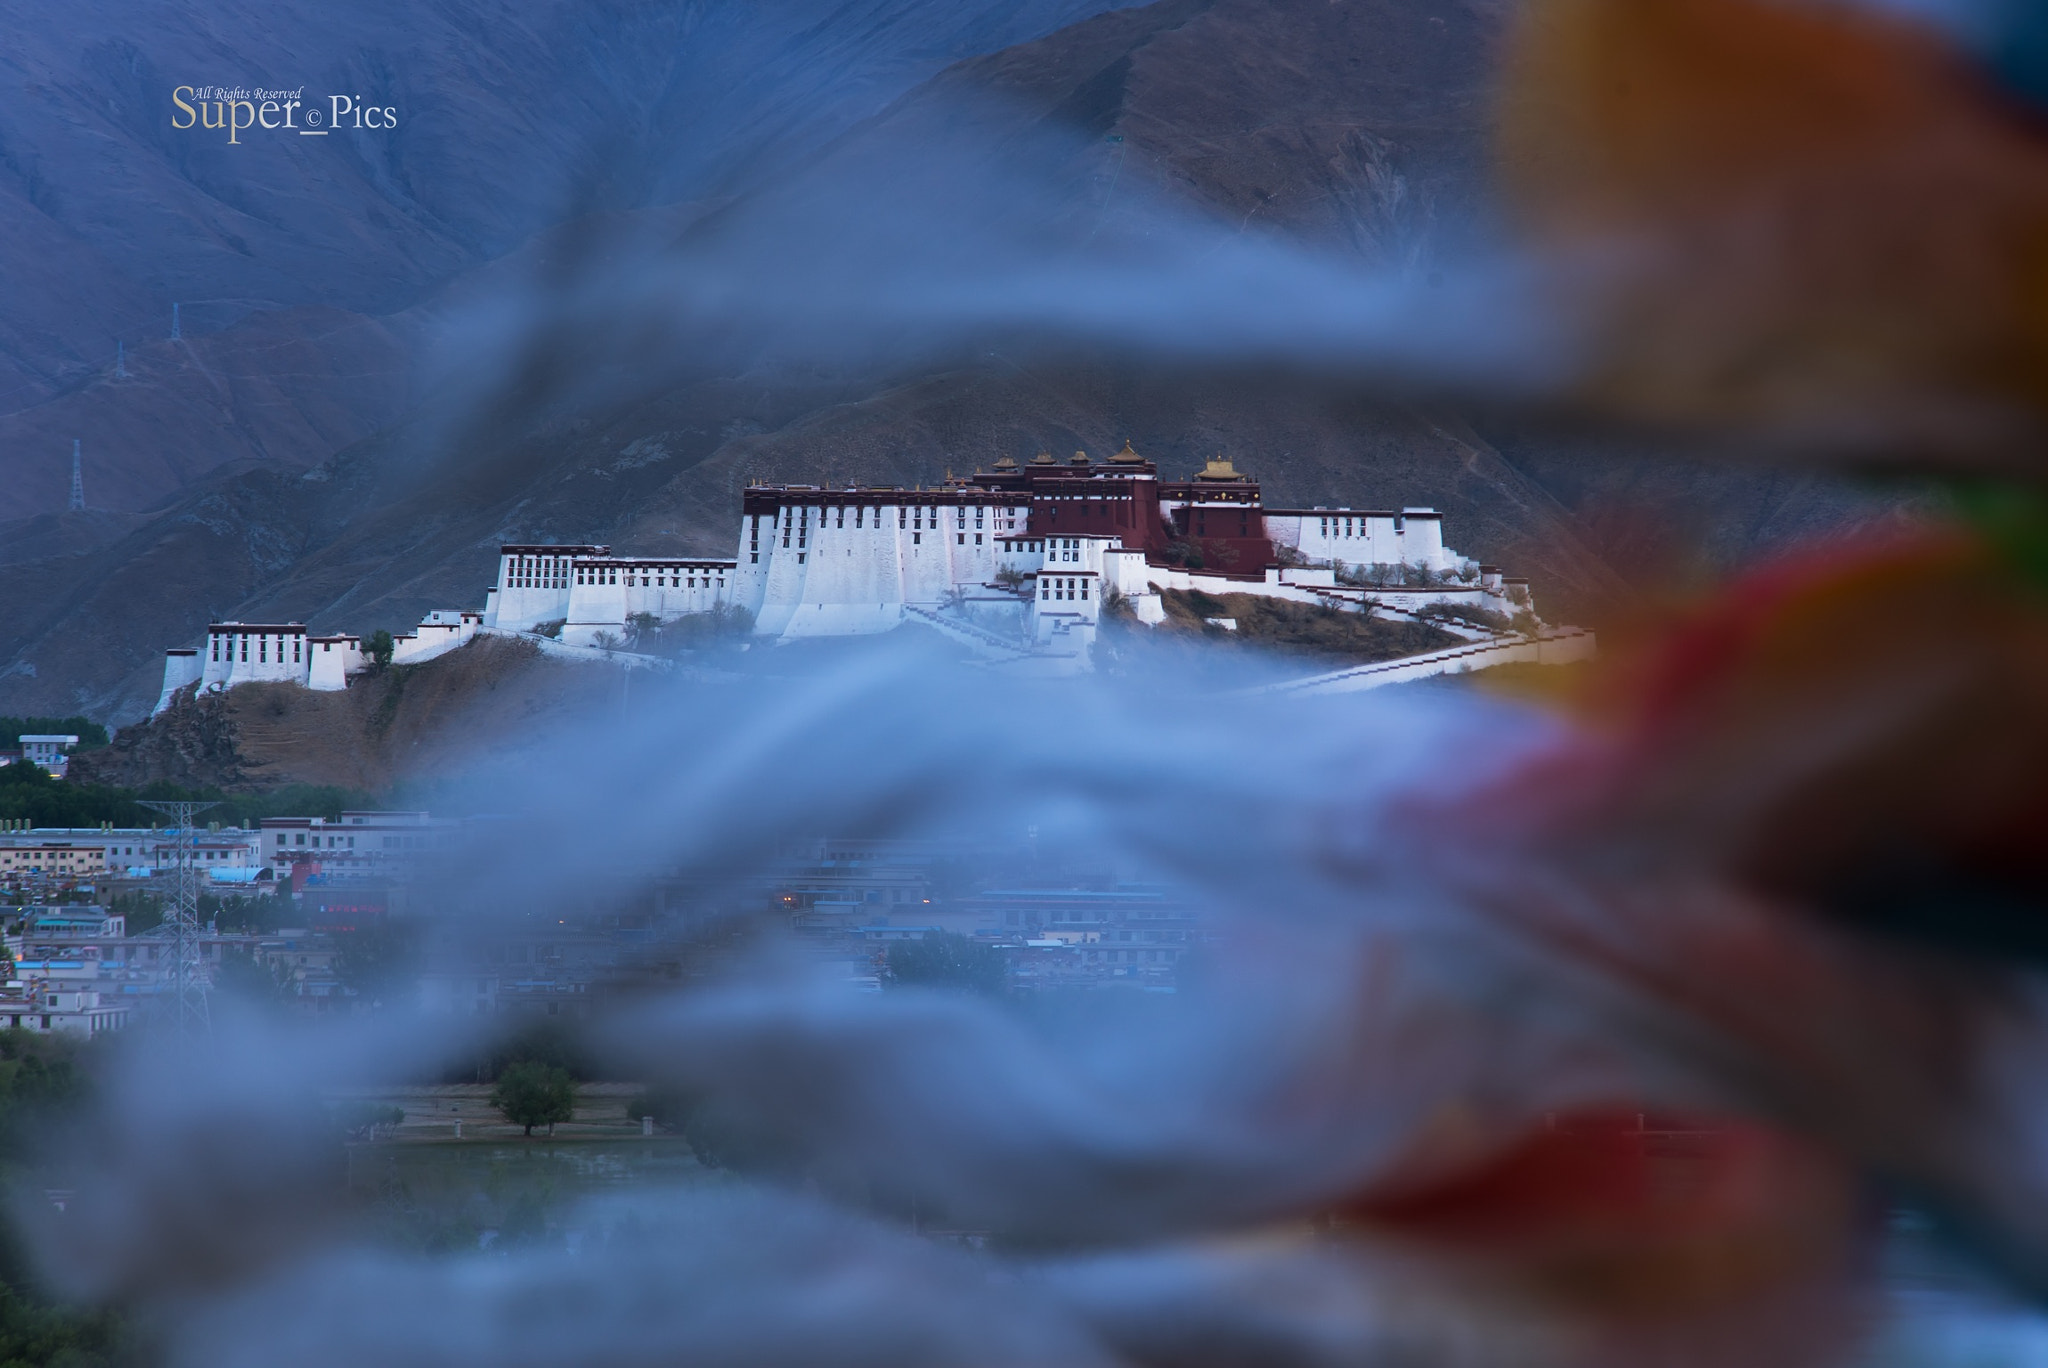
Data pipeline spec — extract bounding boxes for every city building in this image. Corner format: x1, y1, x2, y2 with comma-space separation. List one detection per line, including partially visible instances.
257, 811, 460, 879
0, 843, 105, 884
18, 734, 79, 776
3, 956, 129, 1037
0, 827, 263, 880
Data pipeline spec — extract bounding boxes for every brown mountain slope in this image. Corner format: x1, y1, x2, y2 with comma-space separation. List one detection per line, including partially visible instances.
70, 636, 625, 793
0, 308, 417, 520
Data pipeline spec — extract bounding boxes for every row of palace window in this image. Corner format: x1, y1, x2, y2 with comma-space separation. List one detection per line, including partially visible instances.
756, 507, 1024, 535
1014, 537, 1081, 562
508, 556, 566, 589
1041, 577, 1090, 601
210, 634, 301, 664
565, 568, 725, 588
1316, 515, 1405, 538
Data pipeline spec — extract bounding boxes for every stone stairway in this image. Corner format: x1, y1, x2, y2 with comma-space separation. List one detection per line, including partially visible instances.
900, 604, 1034, 660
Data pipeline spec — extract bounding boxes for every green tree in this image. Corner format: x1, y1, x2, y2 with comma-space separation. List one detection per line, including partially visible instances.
1, 764, 379, 832
884, 932, 1008, 995
366, 629, 395, 670
490, 1061, 575, 1137
624, 611, 661, 647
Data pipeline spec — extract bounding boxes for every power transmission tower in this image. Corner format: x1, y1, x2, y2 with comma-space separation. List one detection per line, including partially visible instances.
115, 340, 128, 378
170, 302, 181, 340
138, 800, 218, 1036
68, 440, 84, 512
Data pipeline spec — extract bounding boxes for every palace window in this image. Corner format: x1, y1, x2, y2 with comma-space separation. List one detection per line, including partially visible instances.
899, 509, 907, 528
912, 533, 921, 545
957, 533, 965, 545
975, 534, 982, 545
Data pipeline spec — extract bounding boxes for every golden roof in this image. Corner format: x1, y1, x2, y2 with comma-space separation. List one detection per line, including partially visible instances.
1031, 450, 1056, 465
1069, 450, 1090, 464
1109, 439, 1145, 464
994, 455, 1018, 470
1195, 457, 1246, 481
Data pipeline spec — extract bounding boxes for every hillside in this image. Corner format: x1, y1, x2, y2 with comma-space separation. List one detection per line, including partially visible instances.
68, 636, 628, 794
0, 0, 1917, 724
0, 0, 1140, 516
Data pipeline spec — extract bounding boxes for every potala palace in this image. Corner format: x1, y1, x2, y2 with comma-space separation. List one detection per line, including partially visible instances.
156, 443, 1591, 712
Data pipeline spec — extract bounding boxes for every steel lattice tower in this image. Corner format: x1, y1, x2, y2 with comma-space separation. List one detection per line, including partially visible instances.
68, 440, 84, 512
138, 800, 218, 1035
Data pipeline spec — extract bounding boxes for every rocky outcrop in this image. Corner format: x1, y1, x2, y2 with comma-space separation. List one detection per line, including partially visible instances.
70, 687, 249, 791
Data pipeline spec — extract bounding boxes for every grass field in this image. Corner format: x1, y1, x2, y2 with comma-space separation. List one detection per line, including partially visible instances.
331, 1083, 718, 1253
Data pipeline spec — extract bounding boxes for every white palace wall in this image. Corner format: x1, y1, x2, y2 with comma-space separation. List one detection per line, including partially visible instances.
200, 624, 311, 691
308, 636, 361, 691
1265, 509, 1458, 574
391, 611, 484, 664
735, 498, 1030, 639
154, 650, 202, 715
562, 560, 732, 647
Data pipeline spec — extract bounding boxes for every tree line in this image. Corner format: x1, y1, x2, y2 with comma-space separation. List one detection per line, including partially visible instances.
0, 760, 377, 831
0, 718, 109, 751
